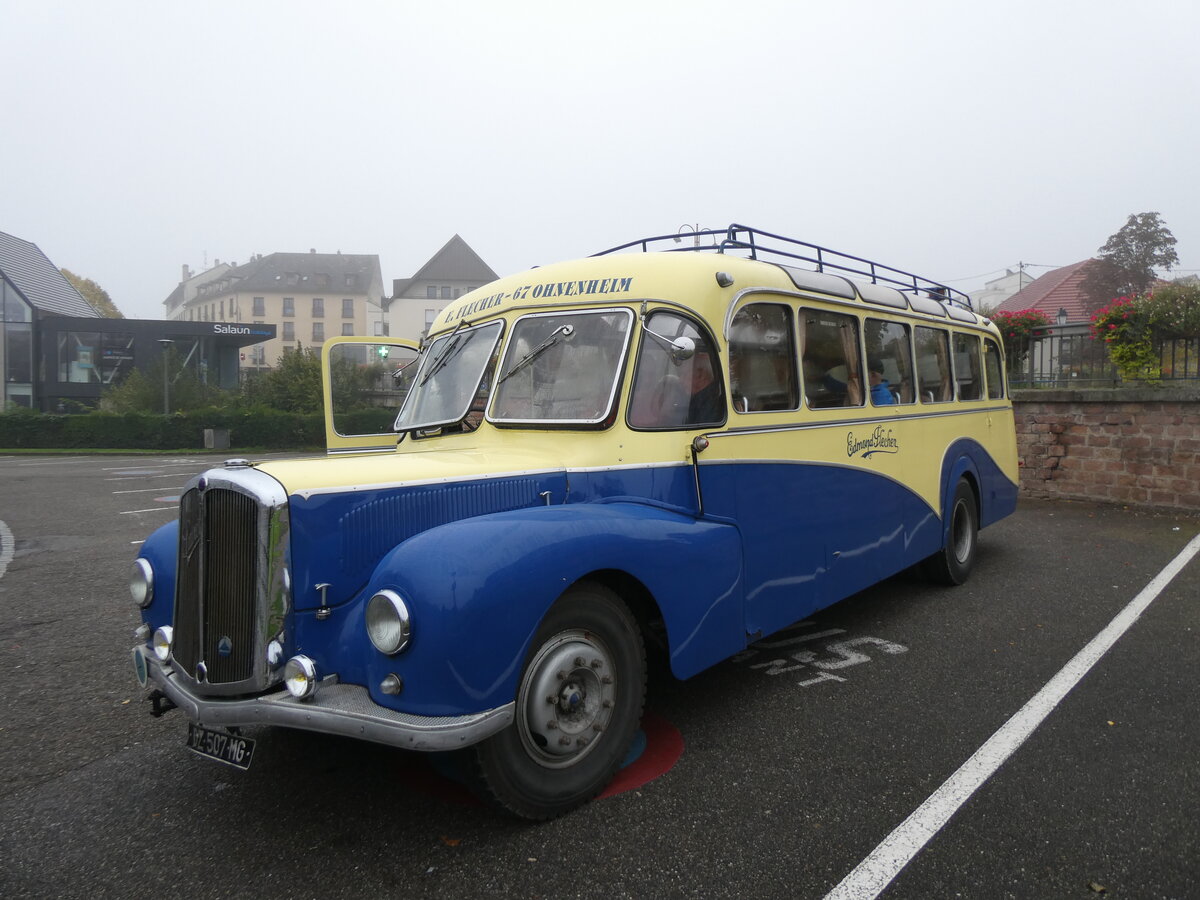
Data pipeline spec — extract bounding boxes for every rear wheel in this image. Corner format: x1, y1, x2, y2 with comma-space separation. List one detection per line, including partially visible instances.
923, 479, 978, 585
470, 582, 646, 820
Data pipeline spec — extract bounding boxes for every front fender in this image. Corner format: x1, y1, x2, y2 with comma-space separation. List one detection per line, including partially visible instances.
137, 520, 178, 630
343, 501, 744, 716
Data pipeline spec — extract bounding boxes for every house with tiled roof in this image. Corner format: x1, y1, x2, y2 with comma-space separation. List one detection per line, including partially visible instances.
389, 235, 499, 342
993, 259, 1097, 325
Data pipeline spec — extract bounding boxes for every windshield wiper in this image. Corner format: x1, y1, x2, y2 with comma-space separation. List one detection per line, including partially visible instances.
419, 322, 468, 386
496, 324, 574, 386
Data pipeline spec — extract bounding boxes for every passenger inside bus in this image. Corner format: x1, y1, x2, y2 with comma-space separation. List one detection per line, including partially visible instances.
868, 359, 897, 405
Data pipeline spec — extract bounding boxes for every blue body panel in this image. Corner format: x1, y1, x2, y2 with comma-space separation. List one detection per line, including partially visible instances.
138, 520, 178, 631
300, 502, 743, 717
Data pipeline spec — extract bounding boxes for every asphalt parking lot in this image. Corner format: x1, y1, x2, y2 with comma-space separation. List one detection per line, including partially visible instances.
1, 452, 1197, 899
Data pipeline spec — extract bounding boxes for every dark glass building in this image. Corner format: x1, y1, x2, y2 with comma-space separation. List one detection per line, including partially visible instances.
1, 231, 274, 412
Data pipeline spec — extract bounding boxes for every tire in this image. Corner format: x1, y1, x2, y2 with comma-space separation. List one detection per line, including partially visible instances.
923, 479, 979, 586
469, 582, 647, 820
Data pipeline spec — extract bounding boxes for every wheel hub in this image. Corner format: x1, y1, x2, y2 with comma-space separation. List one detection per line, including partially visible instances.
519, 631, 617, 766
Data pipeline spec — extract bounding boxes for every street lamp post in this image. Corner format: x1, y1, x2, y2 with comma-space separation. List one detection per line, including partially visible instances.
674, 224, 706, 247
157, 339, 174, 414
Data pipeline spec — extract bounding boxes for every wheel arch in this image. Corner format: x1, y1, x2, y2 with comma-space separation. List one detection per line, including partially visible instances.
360, 501, 743, 715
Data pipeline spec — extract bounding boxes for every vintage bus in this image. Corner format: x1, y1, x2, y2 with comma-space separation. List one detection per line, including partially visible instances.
130, 225, 1018, 819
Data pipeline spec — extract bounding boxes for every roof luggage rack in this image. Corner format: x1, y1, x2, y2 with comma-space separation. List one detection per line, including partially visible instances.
592, 224, 972, 310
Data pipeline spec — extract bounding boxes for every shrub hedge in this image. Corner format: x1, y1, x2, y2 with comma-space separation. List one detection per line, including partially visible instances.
0, 408, 325, 451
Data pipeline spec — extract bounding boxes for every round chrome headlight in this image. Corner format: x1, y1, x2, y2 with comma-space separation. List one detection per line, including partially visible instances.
130, 558, 154, 608
283, 655, 318, 699
366, 590, 412, 655
152, 626, 174, 662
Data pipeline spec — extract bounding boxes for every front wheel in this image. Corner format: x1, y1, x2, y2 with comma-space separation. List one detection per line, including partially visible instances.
469, 582, 646, 820
922, 479, 979, 586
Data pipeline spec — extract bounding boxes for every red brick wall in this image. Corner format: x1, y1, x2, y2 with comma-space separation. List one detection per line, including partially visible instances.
1012, 389, 1200, 510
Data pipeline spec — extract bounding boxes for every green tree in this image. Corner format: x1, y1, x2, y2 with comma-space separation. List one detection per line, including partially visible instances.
61, 269, 125, 318
240, 346, 324, 413
1081, 212, 1179, 310
101, 349, 228, 413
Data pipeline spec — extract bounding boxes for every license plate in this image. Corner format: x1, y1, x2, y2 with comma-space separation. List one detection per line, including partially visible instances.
186, 723, 255, 770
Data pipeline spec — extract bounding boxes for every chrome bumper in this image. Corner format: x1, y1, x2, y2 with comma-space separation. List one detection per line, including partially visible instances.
134, 646, 514, 752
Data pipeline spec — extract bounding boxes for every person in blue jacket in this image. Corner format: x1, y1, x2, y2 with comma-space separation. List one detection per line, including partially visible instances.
868, 358, 896, 405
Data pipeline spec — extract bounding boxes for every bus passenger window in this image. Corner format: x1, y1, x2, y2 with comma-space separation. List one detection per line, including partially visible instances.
628, 312, 726, 429
801, 310, 863, 408
914, 326, 953, 403
865, 319, 914, 405
729, 304, 798, 412
983, 338, 1005, 399
954, 333, 984, 401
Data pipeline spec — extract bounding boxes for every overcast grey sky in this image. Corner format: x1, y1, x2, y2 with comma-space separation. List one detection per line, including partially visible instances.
3, 0, 1198, 320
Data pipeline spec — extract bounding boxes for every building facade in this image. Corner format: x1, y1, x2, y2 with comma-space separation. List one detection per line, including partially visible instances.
1, 230, 101, 410
388, 235, 498, 342
165, 250, 385, 369
1, 230, 274, 413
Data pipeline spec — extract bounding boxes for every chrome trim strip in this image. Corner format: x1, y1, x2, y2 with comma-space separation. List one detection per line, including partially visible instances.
144, 653, 514, 752
707, 404, 1011, 439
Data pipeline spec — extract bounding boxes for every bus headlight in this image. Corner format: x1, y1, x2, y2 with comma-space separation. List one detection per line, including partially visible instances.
152, 626, 174, 662
283, 655, 318, 699
366, 590, 412, 655
130, 559, 154, 608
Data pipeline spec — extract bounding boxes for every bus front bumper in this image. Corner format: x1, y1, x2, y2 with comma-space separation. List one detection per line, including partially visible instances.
133, 645, 515, 752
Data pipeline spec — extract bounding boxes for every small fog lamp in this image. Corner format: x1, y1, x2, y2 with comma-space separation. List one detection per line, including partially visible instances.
130, 559, 154, 608
283, 655, 318, 699
152, 626, 174, 662
366, 590, 412, 655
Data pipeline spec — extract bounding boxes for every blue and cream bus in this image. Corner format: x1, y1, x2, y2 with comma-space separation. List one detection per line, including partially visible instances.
130, 225, 1018, 818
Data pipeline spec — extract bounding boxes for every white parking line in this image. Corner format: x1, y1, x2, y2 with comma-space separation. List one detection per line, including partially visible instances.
113, 486, 188, 494
824, 532, 1200, 900
105, 472, 194, 482
0, 519, 13, 579
120, 507, 178, 515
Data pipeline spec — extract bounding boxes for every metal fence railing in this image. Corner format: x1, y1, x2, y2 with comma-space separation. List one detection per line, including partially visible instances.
1008, 326, 1200, 388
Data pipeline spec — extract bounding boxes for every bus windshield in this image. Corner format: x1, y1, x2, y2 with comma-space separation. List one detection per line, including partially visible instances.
490, 309, 632, 424
393, 320, 502, 432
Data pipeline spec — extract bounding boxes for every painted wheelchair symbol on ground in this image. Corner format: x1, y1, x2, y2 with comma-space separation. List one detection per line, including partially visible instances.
399, 711, 683, 806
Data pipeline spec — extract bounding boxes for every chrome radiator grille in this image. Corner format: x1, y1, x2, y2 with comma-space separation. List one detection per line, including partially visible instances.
171, 466, 289, 694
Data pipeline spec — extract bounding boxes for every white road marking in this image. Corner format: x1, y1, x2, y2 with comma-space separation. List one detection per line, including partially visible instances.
120, 507, 178, 515
0, 519, 13, 579
112, 486, 188, 494
824, 532, 1200, 900
105, 472, 193, 482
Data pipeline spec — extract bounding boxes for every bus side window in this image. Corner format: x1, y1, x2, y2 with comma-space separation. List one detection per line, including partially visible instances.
983, 337, 1005, 399
801, 309, 863, 408
628, 312, 726, 429
953, 333, 984, 401
729, 303, 798, 412
865, 318, 914, 405
915, 326, 953, 403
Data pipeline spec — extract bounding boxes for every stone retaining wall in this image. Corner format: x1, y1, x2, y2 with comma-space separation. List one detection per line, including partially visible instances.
1012, 387, 1200, 510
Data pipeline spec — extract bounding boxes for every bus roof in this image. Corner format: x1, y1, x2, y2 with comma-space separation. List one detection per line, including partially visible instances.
432, 225, 986, 337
